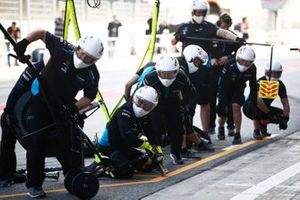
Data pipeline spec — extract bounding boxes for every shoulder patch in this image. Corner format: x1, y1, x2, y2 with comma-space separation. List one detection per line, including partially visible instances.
121, 109, 132, 118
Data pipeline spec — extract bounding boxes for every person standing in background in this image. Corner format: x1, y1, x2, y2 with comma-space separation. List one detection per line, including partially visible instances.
6, 21, 21, 66
108, 15, 122, 38
107, 15, 122, 57
146, 17, 152, 35
54, 9, 65, 38
241, 17, 249, 41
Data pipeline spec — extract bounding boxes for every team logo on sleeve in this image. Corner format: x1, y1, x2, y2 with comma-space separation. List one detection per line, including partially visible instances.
121, 109, 131, 118
259, 80, 279, 99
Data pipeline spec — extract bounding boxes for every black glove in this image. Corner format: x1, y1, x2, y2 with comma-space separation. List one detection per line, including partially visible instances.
279, 121, 287, 130
13, 39, 30, 63
14, 38, 30, 57
267, 110, 281, 124
279, 116, 289, 130
235, 37, 246, 46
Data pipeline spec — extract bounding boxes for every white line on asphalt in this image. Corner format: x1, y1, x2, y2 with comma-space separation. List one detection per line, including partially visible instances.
226, 183, 300, 189
230, 161, 300, 200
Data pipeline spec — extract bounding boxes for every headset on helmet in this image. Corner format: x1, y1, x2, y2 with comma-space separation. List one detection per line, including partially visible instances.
191, 0, 209, 24
73, 36, 104, 69
132, 86, 158, 118
265, 60, 283, 81
183, 44, 208, 74
155, 56, 180, 87
235, 45, 255, 72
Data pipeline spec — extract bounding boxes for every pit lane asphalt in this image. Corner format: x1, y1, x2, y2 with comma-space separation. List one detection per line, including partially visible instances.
0, 49, 300, 199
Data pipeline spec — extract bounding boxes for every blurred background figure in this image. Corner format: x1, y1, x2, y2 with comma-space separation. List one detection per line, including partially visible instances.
241, 17, 249, 41
107, 15, 122, 57
54, 9, 65, 38
6, 21, 21, 66
145, 17, 152, 35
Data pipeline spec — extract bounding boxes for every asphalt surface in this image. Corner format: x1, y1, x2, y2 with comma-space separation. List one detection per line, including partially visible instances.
0, 47, 299, 199
144, 132, 300, 200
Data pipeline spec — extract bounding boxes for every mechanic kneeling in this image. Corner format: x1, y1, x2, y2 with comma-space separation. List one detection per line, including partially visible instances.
243, 60, 290, 139
93, 86, 161, 179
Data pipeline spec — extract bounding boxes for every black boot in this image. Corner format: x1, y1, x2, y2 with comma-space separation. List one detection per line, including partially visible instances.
217, 127, 225, 140
260, 124, 271, 137
232, 132, 242, 145
253, 129, 263, 140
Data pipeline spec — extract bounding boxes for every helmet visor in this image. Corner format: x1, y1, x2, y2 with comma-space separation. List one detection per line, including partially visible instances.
134, 96, 156, 111
76, 47, 98, 65
192, 57, 205, 67
237, 58, 253, 68
157, 70, 178, 80
193, 10, 207, 16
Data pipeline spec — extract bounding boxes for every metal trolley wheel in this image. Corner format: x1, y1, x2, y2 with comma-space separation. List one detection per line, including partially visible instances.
64, 168, 99, 199
64, 168, 84, 194
72, 172, 99, 199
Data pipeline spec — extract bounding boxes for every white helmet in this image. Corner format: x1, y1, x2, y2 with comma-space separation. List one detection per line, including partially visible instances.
132, 86, 158, 118
73, 35, 104, 69
183, 45, 208, 74
265, 60, 283, 81
155, 56, 180, 87
191, 0, 209, 24
235, 45, 255, 72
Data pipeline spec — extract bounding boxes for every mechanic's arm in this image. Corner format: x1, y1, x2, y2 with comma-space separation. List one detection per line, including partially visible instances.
256, 97, 270, 113
75, 96, 92, 111
171, 28, 183, 46
249, 68, 258, 104
171, 37, 177, 45
143, 115, 159, 145
13, 29, 47, 59
24, 29, 47, 43
281, 97, 290, 117
218, 67, 230, 104
124, 74, 139, 100
216, 28, 242, 42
